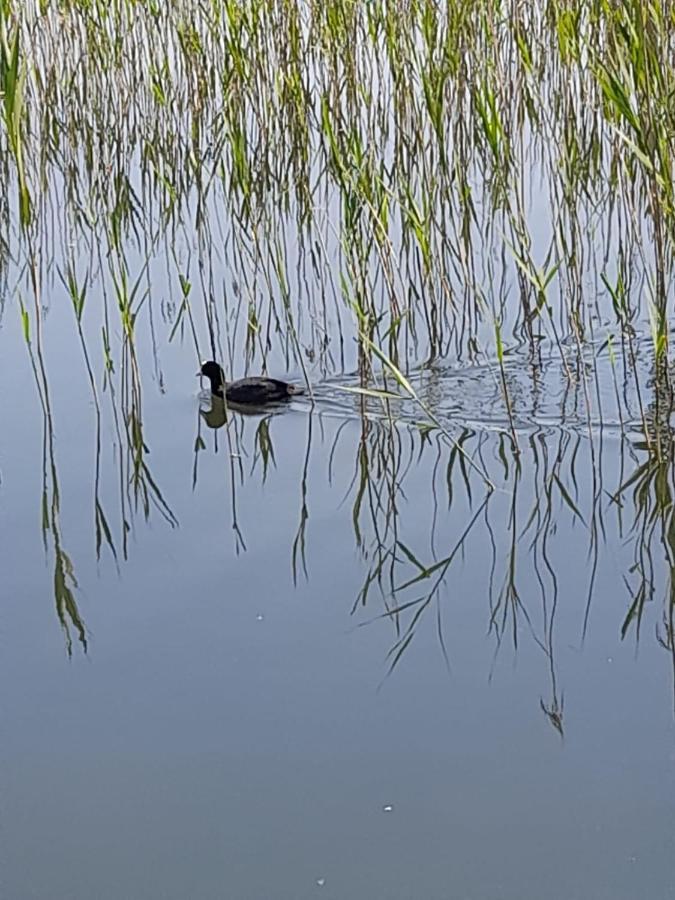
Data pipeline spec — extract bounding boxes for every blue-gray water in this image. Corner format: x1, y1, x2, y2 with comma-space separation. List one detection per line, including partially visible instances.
1, 291, 675, 900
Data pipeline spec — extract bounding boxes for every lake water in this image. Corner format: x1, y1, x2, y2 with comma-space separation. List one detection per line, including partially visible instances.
2, 269, 674, 900
3, 4, 675, 895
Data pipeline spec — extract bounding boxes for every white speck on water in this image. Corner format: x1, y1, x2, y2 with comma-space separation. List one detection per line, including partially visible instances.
382, 804, 394, 813
316, 877, 326, 887
256, 614, 264, 621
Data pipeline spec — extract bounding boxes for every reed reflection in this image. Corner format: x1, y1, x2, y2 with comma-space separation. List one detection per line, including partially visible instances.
11, 311, 675, 731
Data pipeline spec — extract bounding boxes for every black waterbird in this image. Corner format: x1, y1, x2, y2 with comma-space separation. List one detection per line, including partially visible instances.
199, 360, 303, 406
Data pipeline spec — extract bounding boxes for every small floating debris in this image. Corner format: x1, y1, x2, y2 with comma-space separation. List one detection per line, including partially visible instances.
316, 877, 326, 887
256, 614, 264, 621
382, 804, 394, 813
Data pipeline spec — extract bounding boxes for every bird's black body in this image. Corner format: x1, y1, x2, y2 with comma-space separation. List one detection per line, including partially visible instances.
200, 360, 301, 405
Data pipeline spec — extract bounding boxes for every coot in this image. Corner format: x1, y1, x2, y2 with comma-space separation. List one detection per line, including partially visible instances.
199, 360, 302, 405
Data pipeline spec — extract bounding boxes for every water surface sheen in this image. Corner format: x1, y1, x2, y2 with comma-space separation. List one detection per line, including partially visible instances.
3, 2, 675, 896
1, 300, 674, 900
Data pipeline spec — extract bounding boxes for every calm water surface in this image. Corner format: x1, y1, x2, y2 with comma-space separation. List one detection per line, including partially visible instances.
4, 4, 675, 896
1, 288, 674, 900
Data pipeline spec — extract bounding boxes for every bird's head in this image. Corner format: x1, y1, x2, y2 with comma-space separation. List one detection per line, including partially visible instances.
199, 360, 225, 381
